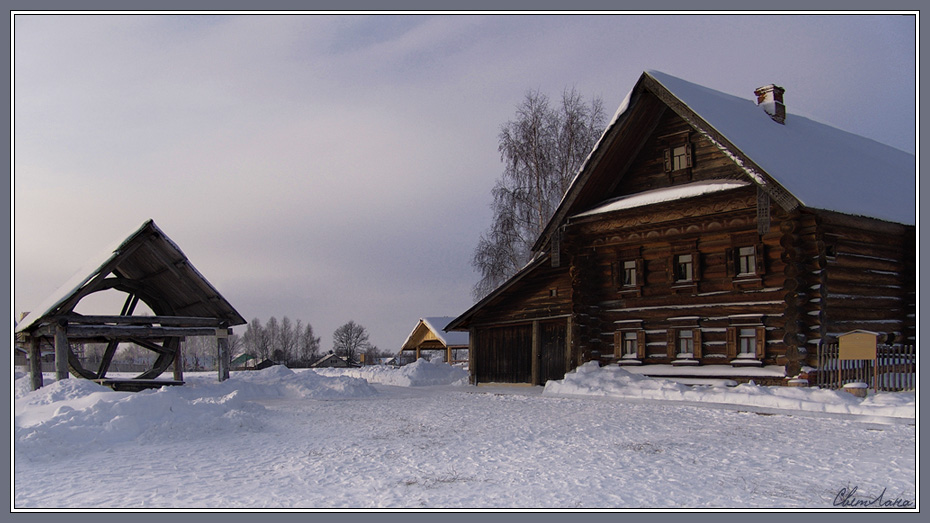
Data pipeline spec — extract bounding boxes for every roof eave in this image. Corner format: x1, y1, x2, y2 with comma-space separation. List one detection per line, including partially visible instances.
445, 254, 551, 331
530, 74, 650, 254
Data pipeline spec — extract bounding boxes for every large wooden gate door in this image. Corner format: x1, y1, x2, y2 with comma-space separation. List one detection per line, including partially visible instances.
475, 324, 532, 384
537, 320, 567, 385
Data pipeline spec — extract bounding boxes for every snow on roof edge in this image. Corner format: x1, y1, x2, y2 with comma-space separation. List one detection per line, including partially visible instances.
15, 220, 156, 333
571, 179, 750, 219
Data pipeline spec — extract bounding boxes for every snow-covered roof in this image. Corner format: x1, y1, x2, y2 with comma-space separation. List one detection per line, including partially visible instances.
536, 70, 915, 252
16, 219, 246, 333
646, 70, 915, 225
402, 317, 470, 349
571, 180, 750, 219
423, 317, 469, 346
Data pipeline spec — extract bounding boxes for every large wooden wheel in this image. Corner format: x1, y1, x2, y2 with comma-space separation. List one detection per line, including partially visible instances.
64, 277, 181, 380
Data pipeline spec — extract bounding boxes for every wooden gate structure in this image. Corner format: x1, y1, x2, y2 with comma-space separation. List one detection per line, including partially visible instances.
15, 220, 247, 392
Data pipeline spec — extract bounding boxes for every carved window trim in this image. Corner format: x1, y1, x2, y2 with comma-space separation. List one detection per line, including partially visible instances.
668, 241, 700, 292
666, 327, 702, 360
614, 329, 646, 360
726, 233, 765, 290
613, 248, 645, 297
726, 315, 766, 363
667, 317, 701, 360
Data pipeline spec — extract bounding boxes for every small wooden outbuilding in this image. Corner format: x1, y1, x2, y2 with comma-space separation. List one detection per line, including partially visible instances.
399, 317, 469, 365
310, 352, 359, 368
15, 219, 247, 391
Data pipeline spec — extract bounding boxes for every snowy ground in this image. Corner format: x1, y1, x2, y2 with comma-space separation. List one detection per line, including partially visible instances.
12, 360, 917, 510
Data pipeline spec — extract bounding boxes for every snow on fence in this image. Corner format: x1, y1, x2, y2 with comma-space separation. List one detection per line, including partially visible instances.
817, 343, 915, 391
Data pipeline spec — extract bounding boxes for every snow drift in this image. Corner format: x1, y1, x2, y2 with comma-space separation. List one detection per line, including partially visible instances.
13, 365, 377, 462
311, 358, 469, 386
543, 362, 915, 419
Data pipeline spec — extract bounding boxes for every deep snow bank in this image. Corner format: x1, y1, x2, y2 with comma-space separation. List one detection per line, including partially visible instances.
310, 358, 469, 386
13, 365, 376, 461
543, 362, 915, 419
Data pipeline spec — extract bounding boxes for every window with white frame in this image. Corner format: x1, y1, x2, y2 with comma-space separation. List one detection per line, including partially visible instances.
738, 328, 757, 357
623, 331, 638, 357
622, 260, 637, 287
678, 330, 694, 357
737, 246, 756, 276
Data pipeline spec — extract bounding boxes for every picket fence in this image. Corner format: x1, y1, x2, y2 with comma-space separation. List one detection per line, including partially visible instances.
816, 343, 916, 391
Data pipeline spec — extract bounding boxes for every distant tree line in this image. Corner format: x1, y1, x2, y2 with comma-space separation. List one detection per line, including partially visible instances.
240, 316, 322, 367
78, 318, 395, 371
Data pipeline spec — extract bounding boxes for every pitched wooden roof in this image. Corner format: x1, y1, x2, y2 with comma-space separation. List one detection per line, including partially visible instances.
401, 317, 469, 350
534, 70, 915, 252
16, 219, 246, 333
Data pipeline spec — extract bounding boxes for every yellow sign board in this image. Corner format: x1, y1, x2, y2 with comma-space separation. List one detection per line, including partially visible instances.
838, 331, 878, 360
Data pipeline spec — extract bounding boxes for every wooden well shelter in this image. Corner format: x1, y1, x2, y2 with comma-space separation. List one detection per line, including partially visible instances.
399, 317, 469, 365
447, 70, 915, 386
15, 219, 247, 391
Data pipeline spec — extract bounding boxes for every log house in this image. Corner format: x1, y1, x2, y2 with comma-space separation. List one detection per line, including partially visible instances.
448, 71, 915, 386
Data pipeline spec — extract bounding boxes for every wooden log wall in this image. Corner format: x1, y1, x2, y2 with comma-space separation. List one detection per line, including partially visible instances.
565, 188, 790, 367
816, 210, 915, 345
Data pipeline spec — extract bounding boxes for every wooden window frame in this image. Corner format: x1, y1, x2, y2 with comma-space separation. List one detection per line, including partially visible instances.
661, 132, 693, 180
667, 327, 702, 359
737, 246, 757, 276
669, 242, 700, 292
614, 330, 646, 360
726, 325, 765, 361
613, 248, 644, 297
726, 234, 765, 289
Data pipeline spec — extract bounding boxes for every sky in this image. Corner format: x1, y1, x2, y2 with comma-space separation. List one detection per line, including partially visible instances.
11, 13, 918, 354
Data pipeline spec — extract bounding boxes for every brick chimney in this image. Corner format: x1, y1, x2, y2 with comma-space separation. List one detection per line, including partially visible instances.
754, 84, 786, 124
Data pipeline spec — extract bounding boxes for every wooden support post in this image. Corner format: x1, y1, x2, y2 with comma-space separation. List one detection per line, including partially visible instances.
54, 321, 69, 381
216, 327, 230, 382
28, 336, 43, 391
531, 320, 540, 386
469, 327, 477, 385
173, 337, 185, 381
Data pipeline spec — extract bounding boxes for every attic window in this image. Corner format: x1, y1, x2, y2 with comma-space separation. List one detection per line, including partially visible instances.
661, 132, 692, 174
670, 145, 689, 171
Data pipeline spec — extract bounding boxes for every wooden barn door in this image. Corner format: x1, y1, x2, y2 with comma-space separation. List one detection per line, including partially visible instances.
537, 320, 567, 385
475, 324, 532, 384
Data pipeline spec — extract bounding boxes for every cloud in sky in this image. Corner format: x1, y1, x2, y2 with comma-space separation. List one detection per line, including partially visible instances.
12, 13, 916, 352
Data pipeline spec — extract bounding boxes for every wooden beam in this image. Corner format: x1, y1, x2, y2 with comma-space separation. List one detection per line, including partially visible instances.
173, 338, 185, 381
96, 339, 121, 379
531, 320, 540, 386
127, 337, 175, 355
64, 325, 220, 339
28, 337, 43, 391
217, 334, 230, 382
63, 314, 229, 327
54, 322, 69, 381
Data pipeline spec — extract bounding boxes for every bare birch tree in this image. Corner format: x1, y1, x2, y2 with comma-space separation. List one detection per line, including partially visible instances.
297, 321, 321, 367
472, 88, 605, 299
